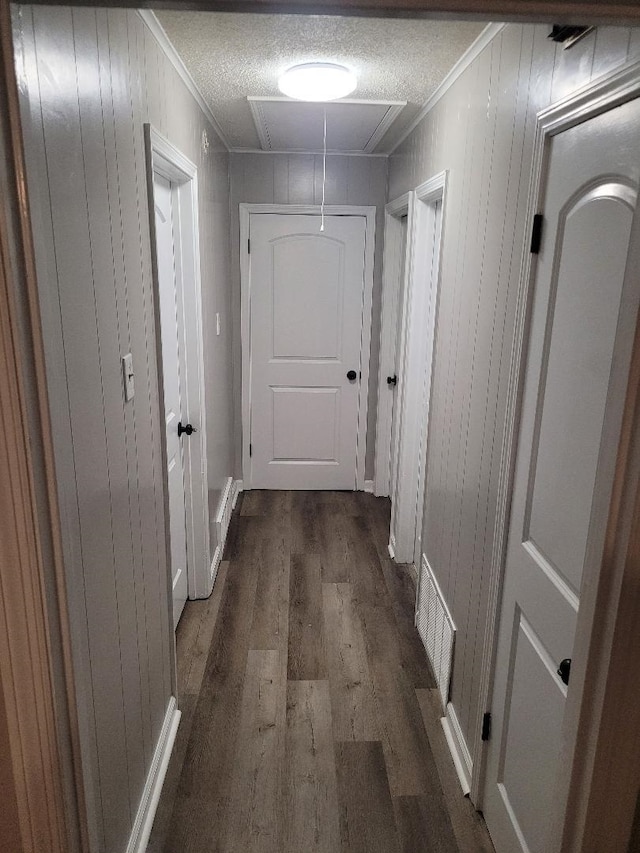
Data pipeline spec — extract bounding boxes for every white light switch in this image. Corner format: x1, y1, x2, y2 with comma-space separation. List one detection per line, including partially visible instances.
122, 353, 135, 402
216, 312, 221, 336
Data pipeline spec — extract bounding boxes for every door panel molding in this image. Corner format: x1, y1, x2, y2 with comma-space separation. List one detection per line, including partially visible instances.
473, 56, 640, 853
145, 126, 212, 603
239, 203, 376, 491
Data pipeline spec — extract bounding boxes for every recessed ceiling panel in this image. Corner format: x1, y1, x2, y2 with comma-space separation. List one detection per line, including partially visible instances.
248, 98, 405, 153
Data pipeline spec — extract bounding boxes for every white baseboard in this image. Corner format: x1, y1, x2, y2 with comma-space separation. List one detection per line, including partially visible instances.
232, 479, 243, 508
364, 479, 374, 493
126, 696, 181, 853
388, 533, 396, 560
210, 544, 222, 587
441, 702, 472, 796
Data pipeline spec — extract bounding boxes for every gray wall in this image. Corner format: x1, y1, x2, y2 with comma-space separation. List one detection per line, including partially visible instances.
14, 7, 232, 852
229, 152, 388, 481
389, 23, 640, 762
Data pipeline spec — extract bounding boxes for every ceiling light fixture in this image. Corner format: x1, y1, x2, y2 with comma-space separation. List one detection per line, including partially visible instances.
278, 62, 357, 101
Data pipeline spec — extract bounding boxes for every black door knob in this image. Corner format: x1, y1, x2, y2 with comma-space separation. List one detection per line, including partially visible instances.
347, 370, 357, 381
387, 374, 398, 387
557, 658, 572, 686
178, 421, 197, 437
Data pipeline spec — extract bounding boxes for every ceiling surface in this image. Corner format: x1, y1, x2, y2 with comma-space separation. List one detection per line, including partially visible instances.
156, 12, 484, 152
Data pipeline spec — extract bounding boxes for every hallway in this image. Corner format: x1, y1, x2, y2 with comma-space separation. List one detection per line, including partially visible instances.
149, 491, 494, 852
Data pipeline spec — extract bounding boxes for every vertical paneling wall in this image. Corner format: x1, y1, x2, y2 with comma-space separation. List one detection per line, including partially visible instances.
229, 152, 388, 480
388, 23, 640, 763
13, 7, 232, 852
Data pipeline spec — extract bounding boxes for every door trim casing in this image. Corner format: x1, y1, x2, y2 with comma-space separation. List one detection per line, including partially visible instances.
239, 203, 376, 491
374, 191, 412, 497
473, 57, 640, 851
389, 171, 447, 565
145, 126, 212, 602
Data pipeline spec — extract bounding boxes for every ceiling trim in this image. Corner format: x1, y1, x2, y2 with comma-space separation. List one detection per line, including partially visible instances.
229, 147, 389, 157
364, 102, 406, 152
388, 21, 505, 153
138, 10, 231, 151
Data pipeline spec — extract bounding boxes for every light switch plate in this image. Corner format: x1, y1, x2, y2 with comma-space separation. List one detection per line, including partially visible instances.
122, 353, 135, 401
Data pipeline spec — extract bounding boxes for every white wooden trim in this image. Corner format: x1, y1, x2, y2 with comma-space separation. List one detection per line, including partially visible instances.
230, 148, 388, 158
138, 11, 230, 151
388, 23, 505, 154
232, 479, 243, 509
374, 192, 411, 497
390, 172, 447, 564
126, 697, 181, 853
364, 479, 374, 493
472, 58, 640, 810
146, 126, 211, 601
210, 476, 234, 585
239, 203, 376, 491
441, 703, 472, 796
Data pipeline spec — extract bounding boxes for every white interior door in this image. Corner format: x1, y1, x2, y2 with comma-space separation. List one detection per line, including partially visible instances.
248, 213, 367, 490
154, 173, 188, 629
483, 97, 640, 853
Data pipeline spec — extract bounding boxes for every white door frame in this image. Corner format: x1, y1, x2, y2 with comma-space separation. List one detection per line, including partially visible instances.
388, 172, 447, 566
472, 59, 640, 845
373, 192, 412, 497
145, 126, 211, 600
239, 203, 376, 491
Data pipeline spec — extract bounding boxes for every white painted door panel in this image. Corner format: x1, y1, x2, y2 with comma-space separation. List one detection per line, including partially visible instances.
154, 174, 188, 629
249, 214, 367, 489
484, 98, 640, 853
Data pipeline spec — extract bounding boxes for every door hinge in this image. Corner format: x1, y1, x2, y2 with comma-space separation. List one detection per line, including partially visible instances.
249, 442, 252, 457
530, 213, 544, 254
247, 237, 251, 254
481, 712, 492, 742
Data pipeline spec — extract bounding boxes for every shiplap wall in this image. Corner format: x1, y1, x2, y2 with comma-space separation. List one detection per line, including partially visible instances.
389, 23, 640, 763
229, 152, 388, 480
13, 7, 232, 852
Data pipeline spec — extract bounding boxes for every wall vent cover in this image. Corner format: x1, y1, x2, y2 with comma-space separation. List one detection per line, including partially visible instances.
416, 556, 456, 708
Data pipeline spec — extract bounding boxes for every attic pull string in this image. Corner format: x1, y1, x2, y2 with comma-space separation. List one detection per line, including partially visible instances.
320, 108, 327, 232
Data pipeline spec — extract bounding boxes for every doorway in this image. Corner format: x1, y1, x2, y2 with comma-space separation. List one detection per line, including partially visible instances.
386, 174, 446, 567
482, 84, 640, 853
146, 127, 211, 627
240, 204, 376, 491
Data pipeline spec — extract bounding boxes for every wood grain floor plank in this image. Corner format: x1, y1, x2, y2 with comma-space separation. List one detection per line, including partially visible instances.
241, 488, 292, 517
248, 513, 290, 652
284, 680, 340, 853
288, 554, 326, 680
178, 559, 230, 697
322, 582, 379, 741
291, 490, 323, 554
416, 689, 495, 853
335, 740, 401, 853
393, 794, 458, 853
224, 649, 284, 853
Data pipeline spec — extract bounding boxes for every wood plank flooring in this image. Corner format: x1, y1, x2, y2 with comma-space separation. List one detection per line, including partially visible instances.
148, 491, 494, 853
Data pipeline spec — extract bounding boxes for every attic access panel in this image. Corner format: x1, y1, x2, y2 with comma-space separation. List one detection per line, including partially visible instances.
248, 97, 406, 153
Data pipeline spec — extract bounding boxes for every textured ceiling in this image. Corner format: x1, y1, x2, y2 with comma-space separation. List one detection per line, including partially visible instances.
156, 12, 484, 152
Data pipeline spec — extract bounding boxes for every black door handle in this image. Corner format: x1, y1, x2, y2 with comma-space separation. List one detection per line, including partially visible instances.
387, 374, 398, 387
557, 658, 571, 686
178, 421, 197, 437
347, 370, 357, 381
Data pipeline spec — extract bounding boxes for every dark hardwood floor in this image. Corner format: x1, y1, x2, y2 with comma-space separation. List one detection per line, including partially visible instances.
148, 491, 494, 853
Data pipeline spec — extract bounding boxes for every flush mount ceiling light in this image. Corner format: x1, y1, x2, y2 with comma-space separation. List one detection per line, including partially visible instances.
278, 63, 357, 101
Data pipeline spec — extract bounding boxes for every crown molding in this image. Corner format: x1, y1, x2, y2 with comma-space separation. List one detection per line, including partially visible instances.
229, 147, 389, 158
138, 10, 230, 151
388, 22, 506, 154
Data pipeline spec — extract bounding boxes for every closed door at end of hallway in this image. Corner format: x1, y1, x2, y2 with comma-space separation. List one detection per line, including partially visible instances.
248, 213, 369, 490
